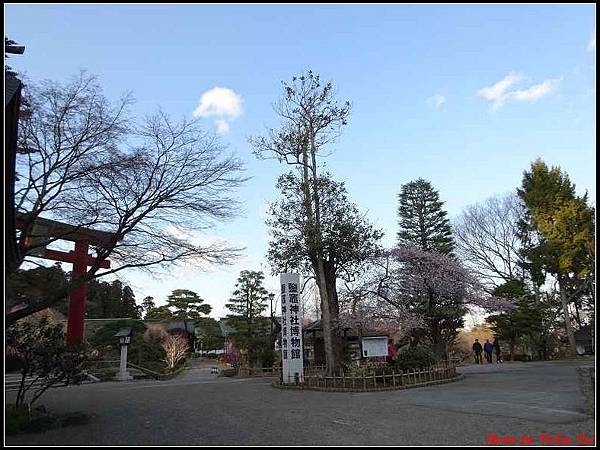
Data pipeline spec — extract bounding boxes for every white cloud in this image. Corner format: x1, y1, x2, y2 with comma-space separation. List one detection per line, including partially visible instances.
193, 87, 243, 119
477, 72, 524, 110
477, 72, 560, 111
588, 31, 596, 51
427, 94, 446, 109
192, 87, 243, 134
506, 78, 561, 102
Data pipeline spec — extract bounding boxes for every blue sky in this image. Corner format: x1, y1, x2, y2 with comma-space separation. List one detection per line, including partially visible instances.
5, 4, 596, 320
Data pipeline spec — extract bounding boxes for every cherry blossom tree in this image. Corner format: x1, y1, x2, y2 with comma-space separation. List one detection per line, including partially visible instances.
342, 245, 514, 360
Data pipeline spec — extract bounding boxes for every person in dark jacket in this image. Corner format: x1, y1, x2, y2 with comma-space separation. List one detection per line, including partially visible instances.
472, 339, 483, 364
483, 339, 494, 363
493, 336, 503, 363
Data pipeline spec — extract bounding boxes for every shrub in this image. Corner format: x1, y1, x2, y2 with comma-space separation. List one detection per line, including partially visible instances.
5, 405, 89, 435
6, 318, 89, 409
391, 346, 436, 371
342, 360, 381, 377
258, 346, 277, 368
129, 335, 166, 367
143, 325, 168, 344
88, 320, 147, 353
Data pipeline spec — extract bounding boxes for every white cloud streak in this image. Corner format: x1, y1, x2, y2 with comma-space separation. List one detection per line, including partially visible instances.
588, 31, 596, 52
477, 72, 561, 111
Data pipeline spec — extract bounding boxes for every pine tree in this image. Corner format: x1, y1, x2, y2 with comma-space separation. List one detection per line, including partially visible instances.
397, 178, 454, 254
166, 289, 211, 320
225, 270, 272, 366
145, 305, 173, 321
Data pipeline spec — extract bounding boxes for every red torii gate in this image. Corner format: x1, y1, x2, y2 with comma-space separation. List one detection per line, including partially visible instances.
16, 214, 116, 345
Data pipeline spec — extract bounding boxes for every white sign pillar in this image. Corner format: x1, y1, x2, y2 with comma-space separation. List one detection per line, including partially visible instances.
280, 273, 304, 384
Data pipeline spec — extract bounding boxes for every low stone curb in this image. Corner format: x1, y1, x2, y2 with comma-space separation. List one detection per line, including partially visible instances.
271, 373, 464, 392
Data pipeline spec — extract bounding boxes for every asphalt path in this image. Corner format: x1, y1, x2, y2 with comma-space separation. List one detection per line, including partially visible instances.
4, 360, 595, 446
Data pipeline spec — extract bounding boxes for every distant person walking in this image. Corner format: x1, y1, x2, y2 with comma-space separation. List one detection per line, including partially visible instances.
493, 336, 503, 363
472, 339, 483, 364
483, 339, 494, 363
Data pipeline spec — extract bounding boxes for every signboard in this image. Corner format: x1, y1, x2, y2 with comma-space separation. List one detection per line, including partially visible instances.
280, 273, 303, 384
360, 336, 389, 358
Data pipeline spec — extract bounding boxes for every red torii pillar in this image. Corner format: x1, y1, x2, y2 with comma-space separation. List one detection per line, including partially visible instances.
42, 242, 111, 345
16, 215, 113, 346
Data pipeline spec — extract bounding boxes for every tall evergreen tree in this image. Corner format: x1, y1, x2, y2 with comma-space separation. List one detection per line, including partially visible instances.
517, 159, 595, 356
226, 271, 270, 322
141, 296, 156, 319
397, 178, 454, 254
166, 289, 211, 320
121, 285, 141, 319
225, 270, 273, 366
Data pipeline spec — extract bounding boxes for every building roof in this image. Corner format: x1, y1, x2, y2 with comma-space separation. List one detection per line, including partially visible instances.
303, 319, 354, 333
219, 317, 272, 337
303, 319, 387, 338
5, 71, 21, 107
165, 320, 195, 334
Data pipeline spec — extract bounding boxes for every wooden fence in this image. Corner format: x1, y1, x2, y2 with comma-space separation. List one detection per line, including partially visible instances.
238, 365, 327, 378
292, 364, 458, 391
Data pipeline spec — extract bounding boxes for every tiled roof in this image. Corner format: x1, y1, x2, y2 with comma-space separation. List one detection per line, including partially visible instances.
5, 71, 21, 107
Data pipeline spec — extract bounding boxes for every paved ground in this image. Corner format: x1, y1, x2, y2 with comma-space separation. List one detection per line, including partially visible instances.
5, 360, 595, 446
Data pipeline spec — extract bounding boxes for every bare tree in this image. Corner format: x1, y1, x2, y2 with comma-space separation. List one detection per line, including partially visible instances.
453, 193, 526, 289
12, 71, 132, 271
7, 73, 247, 325
162, 334, 190, 370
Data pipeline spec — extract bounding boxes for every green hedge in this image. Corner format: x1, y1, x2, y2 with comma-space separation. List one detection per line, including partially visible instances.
391, 347, 436, 371
5, 406, 89, 435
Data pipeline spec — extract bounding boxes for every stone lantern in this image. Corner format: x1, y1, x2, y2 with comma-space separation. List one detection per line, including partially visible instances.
114, 328, 133, 381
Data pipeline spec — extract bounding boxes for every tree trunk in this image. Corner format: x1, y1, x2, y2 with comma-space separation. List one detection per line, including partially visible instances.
325, 266, 344, 367
315, 260, 337, 375
430, 321, 445, 362
509, 339, 515, 361
558, 277, 577, 357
